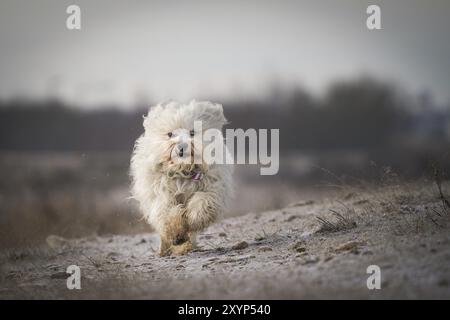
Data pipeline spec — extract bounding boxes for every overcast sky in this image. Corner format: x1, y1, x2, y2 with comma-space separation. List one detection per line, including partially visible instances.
0, 0, 449, 108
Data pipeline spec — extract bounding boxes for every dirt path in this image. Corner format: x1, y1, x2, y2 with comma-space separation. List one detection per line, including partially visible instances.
1, 184, 449, 299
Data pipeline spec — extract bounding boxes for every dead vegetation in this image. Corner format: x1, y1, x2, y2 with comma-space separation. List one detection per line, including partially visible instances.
312, 160, 450, 239
1, 177, 449, 299
316, 206, 357, 234
1, 154, 450, 299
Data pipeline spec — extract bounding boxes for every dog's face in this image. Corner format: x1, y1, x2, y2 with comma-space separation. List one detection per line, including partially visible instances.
141, 100, 226, 175
166, 127, 196, 164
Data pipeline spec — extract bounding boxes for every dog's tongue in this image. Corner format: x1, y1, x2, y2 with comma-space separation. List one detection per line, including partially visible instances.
192, 171, 203, 181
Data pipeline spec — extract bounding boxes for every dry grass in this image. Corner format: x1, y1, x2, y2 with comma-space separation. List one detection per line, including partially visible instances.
316, 204, 357, 234
2, 152, 449, 252
0, 153, 151, 250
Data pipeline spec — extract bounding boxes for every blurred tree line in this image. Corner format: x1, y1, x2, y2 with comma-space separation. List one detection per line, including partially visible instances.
0, 77, 447, 153
226, 78, 407, 151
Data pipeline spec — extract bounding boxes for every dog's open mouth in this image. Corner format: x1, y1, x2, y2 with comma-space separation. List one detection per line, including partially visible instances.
191, 170, 203, 181
182, 166, 204, 181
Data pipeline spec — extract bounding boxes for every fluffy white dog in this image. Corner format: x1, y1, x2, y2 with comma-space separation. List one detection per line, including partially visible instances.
130, 100, 233, 256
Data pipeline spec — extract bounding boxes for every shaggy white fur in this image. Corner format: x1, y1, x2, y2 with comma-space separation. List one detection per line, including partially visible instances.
130, 100, 233, 256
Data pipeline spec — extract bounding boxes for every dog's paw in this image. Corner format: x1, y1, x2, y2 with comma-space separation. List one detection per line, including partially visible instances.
171, 241, 193, 256
159, 247, 172, 257
173, 233, 189, 245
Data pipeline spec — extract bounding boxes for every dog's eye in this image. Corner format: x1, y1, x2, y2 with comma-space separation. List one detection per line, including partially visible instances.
190, 130, 195, 137
167, 132, 173, 138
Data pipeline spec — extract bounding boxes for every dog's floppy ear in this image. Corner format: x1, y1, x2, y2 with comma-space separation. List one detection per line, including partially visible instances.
209, 102, 227, 126
194, 101, 227, 129
143, 104, 164, 130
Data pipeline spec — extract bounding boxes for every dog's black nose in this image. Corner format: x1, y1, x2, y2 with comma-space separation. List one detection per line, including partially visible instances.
177, 142, 188, 157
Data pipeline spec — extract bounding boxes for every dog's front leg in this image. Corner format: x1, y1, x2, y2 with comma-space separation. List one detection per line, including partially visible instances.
159, 234, 172, 257
164, 207, 189, 242
185, 192, 218, 232
159, 206, 192, 256
166, 211, 196, 256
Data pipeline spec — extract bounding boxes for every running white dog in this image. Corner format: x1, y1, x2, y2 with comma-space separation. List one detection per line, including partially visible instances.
130, 100, 233, 256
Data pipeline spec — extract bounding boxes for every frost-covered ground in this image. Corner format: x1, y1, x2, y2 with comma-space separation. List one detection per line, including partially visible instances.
1, 182, 449, 299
